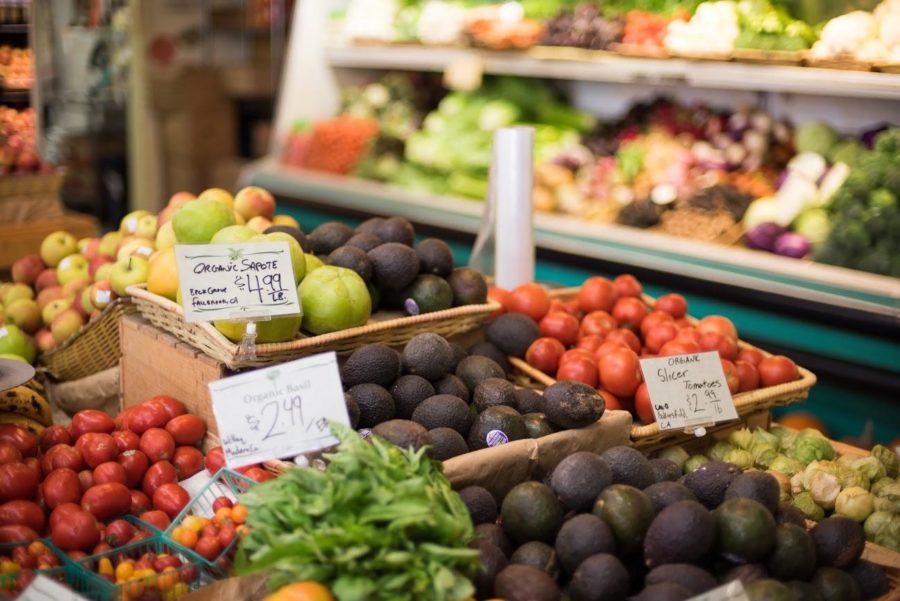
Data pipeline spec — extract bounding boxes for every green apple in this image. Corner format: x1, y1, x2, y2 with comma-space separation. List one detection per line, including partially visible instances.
0, 353, 27, 363
98, 231, 123, 259
79, 287, 95, 315
119, 210, 151, 236
210, 225, 257, 244
1, 283, 34, 306
116, 237, 156, 261
298, 266, 371, 335
56, 254, 90, 285
155, 221, 177, 251
0, 324, 36, 363
40, 231, 78, 267
42, 298, 72, 326
4, 299, 41, 334
110, 255, 150, 296
135, 215, 158, 240
172, 199, 236, 244
250, 232, 306, 284
213, 314, 302, 344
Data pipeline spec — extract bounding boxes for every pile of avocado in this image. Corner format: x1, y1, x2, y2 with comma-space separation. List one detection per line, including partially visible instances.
461, 446, 890, 601
340, 327, 605, 458
305, 216, 488, 314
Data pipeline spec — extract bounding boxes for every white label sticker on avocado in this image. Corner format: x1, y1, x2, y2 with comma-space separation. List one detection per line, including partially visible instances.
403, 298, 420, 316
639, 351, 738, 433
486, 429, 509, 447
358, 428, 372, 439
685, 581, 749, 601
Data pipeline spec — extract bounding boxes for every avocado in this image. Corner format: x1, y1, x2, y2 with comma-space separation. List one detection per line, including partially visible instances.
375, 216, 415, 246
327, 246, 373, 282
459, 485, 498, 525
643, 482, 698, 514
645, 564, 718, 596
367, 282, 381, 312
555, 514, 615, 574
550, 452, 613, 512
811, 567, 862, 601
471, 540, 507, 599
264, 225, 312, 253
389, 374, 435, 419
411, 394, 471, 435
514, 388, 544, 414
714, 497, 776, 563
848, 559, 889, 600
501, 481, 564, 545
427, 427, 468, 460
402, 275, 453, 315
493, 564, 560, 601
473, 378, 518, 413
402, 333, 454, 380
523, 413, 555, 438
340, 343, 401, 388
485, 312, 540, 357
765, 523, 817, 580
648, 458, 681, 483
509, 541, 559, 578
455, 355, 506, 392
468, 341, 512, 374
415, 238, 454, 276
447, 267, 488, 306
467, 405, 526, 451
744, 579, 796, 601
569, 553, 630, 601
632, 583, 692, 601
367, 243, 420, 290
370, 419, 429, 450
308, 221, 354, 255
344, 393, 360, 429
448, 343, 467, 371
345, 232, 383, 252
474, 522, 513, 556
434, 374, 470, 402
347, 383, 395, 428
542, 381, 605, 430
810, 516, 865, 568
644, 500, 714, 568
721, 563, 768, 584
776, 504, 807, 528
377, 286, 406, 310
785, 580, 826, 601
600, 446, 655, 490
682, 461, 743, 509
725, 472, 781, 515
593, 484, 655, 555
355, 216, 385, 236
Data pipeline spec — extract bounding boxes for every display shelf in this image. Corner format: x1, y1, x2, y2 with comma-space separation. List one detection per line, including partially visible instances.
326, 43, 900, 101
0, 24, 28, 34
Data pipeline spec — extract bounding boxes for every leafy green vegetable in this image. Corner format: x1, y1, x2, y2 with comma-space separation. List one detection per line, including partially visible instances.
236, 424, 479, 600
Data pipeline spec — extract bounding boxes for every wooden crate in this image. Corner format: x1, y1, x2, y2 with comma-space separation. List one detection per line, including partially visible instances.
120, 314, 228, 436
0, 213, 98, 269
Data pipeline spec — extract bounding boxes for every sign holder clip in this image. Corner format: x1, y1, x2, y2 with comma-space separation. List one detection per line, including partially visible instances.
227, 311, 274, 362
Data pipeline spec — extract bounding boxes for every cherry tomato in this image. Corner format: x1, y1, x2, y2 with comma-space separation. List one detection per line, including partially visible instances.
0, 500, 45, 534
612, 297, 649, 332
613, 274, 642, 298
42, 468, 82, 510
129, 490, 151, 516
735, 360, 760, 393
720, 359, 740, 395
153, 484, 190, 519
737, 348, 765, 366
579, 311, 616, 339
205, 448, 226, 476
640, 310, 676, 338
118, 450, 150, 489
634, 383, 655, 424
0, 463, 38, 502
194, 535, 223, 561
111, 430, 140, 454
757, 355, 800, 387
487, 287, 509, 319
525, 337, 566, 375
575, 334, 605, 353
139, 428, 175, 463
81, 483, 130, 520
142, 461, 177, 498
503, 283, 551, 321
658, 339, 702, 357
172, 447, 205, 479
654, 293, 688, 318
50, 509, 99, 552
539, 311, 580, 346
598, 348, 642, 398
92, 462, 127, 486
164, 415, 206, 447
557, 359, 599, 388
643, 322, 679, 354
0, 443, 21, 465
698, 332, 739, 361
139, 510, 171, 531
697, 315, 738, 340
241, 467, 274, 482
146, 395, 187, 422
69, 410, 115, 439
578, 277, 619, 313
605, 328, 642, 354
212, 497, 233, 512
0, 425, 37, 458
38, 426, 71, 454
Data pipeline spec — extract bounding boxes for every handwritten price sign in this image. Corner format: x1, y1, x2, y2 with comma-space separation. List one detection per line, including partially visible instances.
175, 242, 300, 323
639, 351, 738, 432
208, 352, 349, 468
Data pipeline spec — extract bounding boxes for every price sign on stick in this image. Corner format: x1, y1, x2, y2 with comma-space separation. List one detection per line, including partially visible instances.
209, 352, 350, 468
175, 242, 300, 323
639, 351, 738, 433
685, 581, 749, 601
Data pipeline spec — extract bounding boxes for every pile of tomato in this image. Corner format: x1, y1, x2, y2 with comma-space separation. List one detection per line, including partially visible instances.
95, 548, 196, 600
170, 498, 248, 572
490, 275, 801, 425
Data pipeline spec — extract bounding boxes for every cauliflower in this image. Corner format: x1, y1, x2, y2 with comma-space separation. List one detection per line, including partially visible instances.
417, 1, 467, 46
820, 11, 879, 53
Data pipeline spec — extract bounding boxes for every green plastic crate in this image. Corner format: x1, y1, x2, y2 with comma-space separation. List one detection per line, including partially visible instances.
0, 564, 107, 600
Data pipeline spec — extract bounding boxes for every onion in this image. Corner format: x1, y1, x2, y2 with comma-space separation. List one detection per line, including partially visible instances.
773, 231, 812, 258
787, 152, 827, 182
745, 222, 788, 251
750, 112, 773, 134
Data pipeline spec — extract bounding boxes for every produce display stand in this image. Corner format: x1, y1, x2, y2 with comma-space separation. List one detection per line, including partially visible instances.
0, 212, 97, 270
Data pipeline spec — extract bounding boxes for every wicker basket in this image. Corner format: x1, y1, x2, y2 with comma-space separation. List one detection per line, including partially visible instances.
0, 171, 64, 198
127, 284, 499, 370
509, 287, 817, 450
802, 52, 874, 71
731, 48, 803, 66
38, 299, 137, 381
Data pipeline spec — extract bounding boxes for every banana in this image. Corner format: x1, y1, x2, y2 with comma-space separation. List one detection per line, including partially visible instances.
0, 412, 45, 436
0, 386, 53, 427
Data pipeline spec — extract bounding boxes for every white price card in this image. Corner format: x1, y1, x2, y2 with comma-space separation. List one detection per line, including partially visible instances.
639, 351, 738, 432
686, 581, 749, 601
19, 574, 90, 601
175, 242, 300, 323
209, 352, 350, 468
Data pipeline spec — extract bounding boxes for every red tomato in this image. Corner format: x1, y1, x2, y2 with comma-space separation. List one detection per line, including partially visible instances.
659, 339, 702, 357
598, 348, 642, 398
92, 462, 127, 486
42, 468, 82, 510
142, 461, 177, 498
50, 509, 100, 552
0, 425, 37, 457
78, 434, 118, 470
212, 497, 233, 512
172, 447, 205, 479
23, 457, 40, 478
539, 311, 580, 346
578, 277, 619, 313
129, 490, 151, 516
560, 299, 583, 319
0, 500, 44, 534
164, 415, 206, 447
201, 523, 219, 539
139, 510, 171, 531
643, 322, 679, 354
38, 426, 71, 454
0, 443, 21, 465
0, 525, 39, 543
111, 430, 140, 454
634, 383, 655, 424
113, 406, 136, 432
139, 428, 175, 463
205, 448, 226, 476
560, 348, 598, 367
81, 483, 130, 520
118, 450, 150, 489
146, 396, 187, 422
69, 410, 115, 439
557, 360, 599, 388
241, 467, 274, 482
605, 328, 642, 354
735, 360, 760, 393
91, 542, 113, 556
675, 326, 701, 345
674, 317, 693, 328
698, 332, 739, 361
613, 274, 642, 298
654, 293, 688, 318
597, 389, 627, 412
697, 315, 738, 340
194, 536, 222, 561
77, 470, 94, 494
593, 340, 628, 361
575, 334, 606, 353
487, 287, 509, 319
152, 483, 190, 519
504, 283, 551, 321
640, 310, 676, 338
217, 525, 236, 550
105, 519, 135, 547
0, 463, 38, 502
42, 444, 84, 476
612, 297, 649, 332
757, 355, 800, 387
737, 348, 765, 366
127, 403, 168, 435
525, 338, 565, 375
579, 311, 616, 339
720, 359, 740, 395
154, 555, 182, 571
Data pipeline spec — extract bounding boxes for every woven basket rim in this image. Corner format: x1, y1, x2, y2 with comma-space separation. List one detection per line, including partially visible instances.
38, 298, 131, 362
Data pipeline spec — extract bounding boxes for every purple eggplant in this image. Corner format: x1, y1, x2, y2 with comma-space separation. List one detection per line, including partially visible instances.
745, 222, 788, 251
773, 231, 812, 258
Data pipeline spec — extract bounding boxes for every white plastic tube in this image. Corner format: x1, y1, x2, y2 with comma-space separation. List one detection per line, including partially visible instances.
493, 126, 535, 289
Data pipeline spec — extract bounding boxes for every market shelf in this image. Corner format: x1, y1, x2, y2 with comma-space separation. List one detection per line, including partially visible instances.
0, 23, 28, 34
246, 157, 900, 319
326, 44, 900, 101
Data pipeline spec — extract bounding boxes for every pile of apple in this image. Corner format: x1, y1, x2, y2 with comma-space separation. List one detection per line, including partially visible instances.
491, 276, 801, 425
0, 46, 33, 89
0, 107, 45, 175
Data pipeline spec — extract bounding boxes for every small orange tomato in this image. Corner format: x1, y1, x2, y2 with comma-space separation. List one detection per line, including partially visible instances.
230, 504, 248, 525
213, 507, 232, 526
